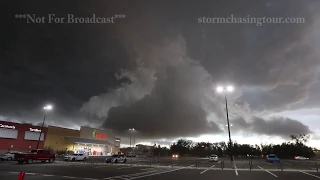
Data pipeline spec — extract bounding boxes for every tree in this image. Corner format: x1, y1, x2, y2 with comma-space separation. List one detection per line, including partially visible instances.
290, 134, 310, 146
169, 137, 316, 158
152, 145, 170, 157
170, 139, 193, 156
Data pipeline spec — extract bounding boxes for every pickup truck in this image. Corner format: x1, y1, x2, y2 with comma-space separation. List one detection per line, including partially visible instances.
15, 149, 56, 164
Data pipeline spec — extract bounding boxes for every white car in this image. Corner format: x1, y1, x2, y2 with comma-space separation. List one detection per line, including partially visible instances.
0, 152, 18, 161
209, 154, 219, 162
64, 154, 89, 161
106, 155, 127, 163
294, 156, 309, 160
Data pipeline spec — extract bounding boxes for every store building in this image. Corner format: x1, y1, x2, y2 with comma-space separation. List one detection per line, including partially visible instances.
43, 126, 80, 153
0, 120, 48, 153
44, 126, 120, 155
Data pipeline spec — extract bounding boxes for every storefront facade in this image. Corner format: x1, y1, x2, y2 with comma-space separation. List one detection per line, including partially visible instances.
0, 120, 48, 153
44, 126, 120, 155
44, 126, 80, 153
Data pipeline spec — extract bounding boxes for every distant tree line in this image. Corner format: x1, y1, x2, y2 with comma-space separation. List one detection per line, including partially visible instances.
152, 134, 317, 159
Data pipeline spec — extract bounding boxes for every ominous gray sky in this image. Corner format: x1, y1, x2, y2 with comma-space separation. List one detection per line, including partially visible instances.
2, 0, 320, 147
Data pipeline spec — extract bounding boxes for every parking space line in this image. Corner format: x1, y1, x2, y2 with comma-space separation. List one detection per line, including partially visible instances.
103, 170, 158, 179
300, 171, 320, 179
117, 167, 134, 169
140, 168, 154, 171
62, 176, 76, 179
258, 166, 278, 177
234, 165, 238, 176
129, 167, 185, 180
43, 174, 54, 176
104, 164, 193, 180
122, 171, 157, 178
25, 173, 37, 175
94, 166, 113, 168
200, 164, 215, 174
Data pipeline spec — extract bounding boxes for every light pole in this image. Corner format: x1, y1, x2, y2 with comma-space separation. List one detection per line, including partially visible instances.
129, 128, 135, 153
217, 85, 234, 161
36, 105, 52, 149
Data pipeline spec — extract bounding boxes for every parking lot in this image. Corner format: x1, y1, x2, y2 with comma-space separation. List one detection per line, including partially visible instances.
0, 157, 319, 180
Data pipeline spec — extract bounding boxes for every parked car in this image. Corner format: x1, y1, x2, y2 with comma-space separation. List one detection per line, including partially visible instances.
64, 154, 89, 161
209, 154, 219, 162
0, 151, 19, 161
106, 154, 126, 163
294, 156, 309, 160
15, 149, 55, 164
266, 154, 280, 163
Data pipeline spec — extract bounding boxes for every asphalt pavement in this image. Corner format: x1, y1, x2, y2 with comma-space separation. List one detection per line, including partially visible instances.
0, 157, 319, 180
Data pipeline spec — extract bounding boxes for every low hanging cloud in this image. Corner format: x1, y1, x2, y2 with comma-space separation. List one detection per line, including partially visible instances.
80, 66, 156, 119
231, 116, 312, 138
100, 37, 223, 138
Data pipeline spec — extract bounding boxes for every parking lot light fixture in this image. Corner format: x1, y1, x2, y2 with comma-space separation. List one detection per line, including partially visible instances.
216, 85, 234, 161
36, 104, 53, 149
129, 128, 135, 151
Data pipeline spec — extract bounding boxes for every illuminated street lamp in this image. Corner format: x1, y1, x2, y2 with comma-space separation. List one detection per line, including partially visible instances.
217, 85, 234, 161
36, 105, 53, 149
129, 128, 135, 152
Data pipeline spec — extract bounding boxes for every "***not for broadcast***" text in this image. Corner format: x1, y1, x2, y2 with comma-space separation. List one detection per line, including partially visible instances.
14, 14, 126, 24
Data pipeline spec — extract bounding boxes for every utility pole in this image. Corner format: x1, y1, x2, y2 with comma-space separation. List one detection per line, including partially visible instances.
225, 92, 233, 161
133, 137, 135, 153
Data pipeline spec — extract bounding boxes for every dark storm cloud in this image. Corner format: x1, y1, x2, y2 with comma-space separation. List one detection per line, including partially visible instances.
98, 39, 222, 138
90, 66, 223, 139
231, 116, 312, 138
2, 0, 320, 142
81, 0, 320, 139
2, 0, 134, 126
